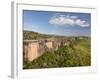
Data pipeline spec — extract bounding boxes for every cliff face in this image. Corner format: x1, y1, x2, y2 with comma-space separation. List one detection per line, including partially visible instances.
23, 39, 69, 61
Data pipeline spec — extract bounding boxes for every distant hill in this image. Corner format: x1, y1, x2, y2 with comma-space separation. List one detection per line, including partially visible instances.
23, 30, 55, 40
23, 30, 90, 40
23, 30, 68, 40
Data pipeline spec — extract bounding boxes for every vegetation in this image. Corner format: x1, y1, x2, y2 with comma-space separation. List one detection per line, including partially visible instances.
23, 31, 91, 69
23, 30, 80, 40
23, 30, 54, 40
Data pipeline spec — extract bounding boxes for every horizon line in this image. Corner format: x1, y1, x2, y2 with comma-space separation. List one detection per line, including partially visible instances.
23, 30, 90, 37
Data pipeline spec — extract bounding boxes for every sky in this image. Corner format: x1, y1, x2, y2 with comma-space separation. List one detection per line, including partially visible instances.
23, 10, 91, 36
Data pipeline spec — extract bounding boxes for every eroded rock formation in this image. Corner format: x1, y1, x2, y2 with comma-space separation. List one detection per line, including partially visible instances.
23, 38, 70, 61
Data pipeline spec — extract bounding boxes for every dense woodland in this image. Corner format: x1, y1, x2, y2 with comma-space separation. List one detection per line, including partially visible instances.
23, 31, 91, 69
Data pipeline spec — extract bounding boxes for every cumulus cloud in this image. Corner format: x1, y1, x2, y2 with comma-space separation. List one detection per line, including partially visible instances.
75, 19, 89, 27
49, 14, 89, 27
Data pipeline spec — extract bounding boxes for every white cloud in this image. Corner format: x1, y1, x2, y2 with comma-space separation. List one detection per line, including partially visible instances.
49, 14, 90, 27
49, 16, 74, 26
75, 19, 89, 27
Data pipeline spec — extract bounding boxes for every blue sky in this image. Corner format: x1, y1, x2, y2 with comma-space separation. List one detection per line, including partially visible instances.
23, 10, 91, 36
